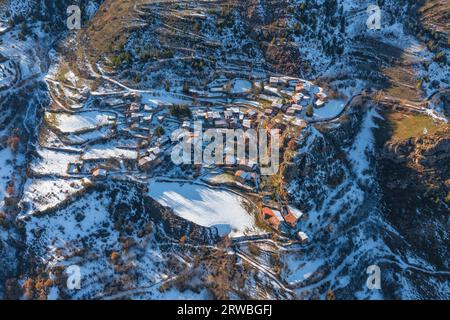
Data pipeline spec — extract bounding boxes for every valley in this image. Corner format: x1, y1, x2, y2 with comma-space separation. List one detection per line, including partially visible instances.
0, 0, 448, 300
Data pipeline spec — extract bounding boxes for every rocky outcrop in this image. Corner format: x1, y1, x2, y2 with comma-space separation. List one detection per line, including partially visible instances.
417, 133, 450, 166
376, 114, 450, 275
381, 127, 450, 169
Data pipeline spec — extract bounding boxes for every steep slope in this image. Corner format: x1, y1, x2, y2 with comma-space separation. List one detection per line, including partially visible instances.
0, 0, 448, 300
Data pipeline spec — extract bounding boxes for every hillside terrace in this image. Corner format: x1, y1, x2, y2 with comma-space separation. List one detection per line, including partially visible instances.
39, 71, 347, 181
31, 66, 349, 232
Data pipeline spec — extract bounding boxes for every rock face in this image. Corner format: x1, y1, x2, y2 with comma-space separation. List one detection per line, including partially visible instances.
375, 117, 450, 296
282, 98, 449, 299
0, 0, 449, 300
381, 127, 450, 170
418, 133, 450, 166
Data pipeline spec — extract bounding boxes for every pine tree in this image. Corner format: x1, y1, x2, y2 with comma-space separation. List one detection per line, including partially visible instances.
182, 82, 190, 94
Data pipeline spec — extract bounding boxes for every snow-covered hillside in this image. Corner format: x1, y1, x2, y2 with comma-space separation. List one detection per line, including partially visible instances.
0, 0, 448, 300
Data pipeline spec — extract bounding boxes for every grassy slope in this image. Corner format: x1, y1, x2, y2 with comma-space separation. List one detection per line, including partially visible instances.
387, 111, 448, 142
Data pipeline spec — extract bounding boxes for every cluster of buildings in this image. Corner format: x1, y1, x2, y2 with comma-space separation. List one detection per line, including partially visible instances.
137, 139, 170, 170
260, 205, 309, 242
189, 106, 258, 130
264, 77, 329, 119
125, 102, 158, 135
65, 76, 317, 240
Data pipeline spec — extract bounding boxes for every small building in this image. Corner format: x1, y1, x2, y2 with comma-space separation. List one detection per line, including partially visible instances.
281, 206, 299, 228
247, 110, 257, 119
182, 121, 190, 129
264, 109, 274, 116
92, 168, 107, 179
287, 104, 302, 115
272, 101, 283, 110
143, 104, 154, 112
129, 103, 141, 112
206, 111, 215, 119
224, 110, 233, 119
214, 119, 228, 128
130, 113, 143, 121
315, 92, 328, 101
261, 207, 281, 230
235, 170, 259, 187
269, 77, 280, 85
148, 146, 162, 156
124, 92, 141, 101
138, 154, 157, 169
291, 104, 303, 111
293, 118, 307, 127
68, 163, 83, 174
314, 99, 325, 108
230, 107, 240, 114
209, 111, 221, 120
297, 231, 309, 244
157, 136, 171, 146
286, 107, 296, 116
295, 82, 304, 92
242, 119, 253, 129
269, 77, 290, 86
193, 110, 206, 120
142, 115, 152, 122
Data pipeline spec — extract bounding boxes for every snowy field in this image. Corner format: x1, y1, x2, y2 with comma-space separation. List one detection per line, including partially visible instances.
148, 180, 261, 237
45, 111, 114, 133
284, 257, 324, 285
347, 108, 383, 180
32, 148, 81, 176
312, 99, 346, 120
231, 79, 252, 94
82, 145, 137, 160
20, 178, 89, 216
141, 92, 192, 107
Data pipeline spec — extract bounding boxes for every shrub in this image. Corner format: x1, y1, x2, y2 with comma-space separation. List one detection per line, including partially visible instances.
306, 105, 314, 117
288, 139, 297, 151
0, 212, 8, 228
182, 82, 190, 94
426, 40, 436, 52
433, 51, 447, 63
18, 22, 29, 41
169, 104, 192, 119
110, 251, 120, 263
416, 79, 423, 90
155, 126, 165, 136
111, 51, 132, 68
164, 81, 170, 92
326, 289, 336, 300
